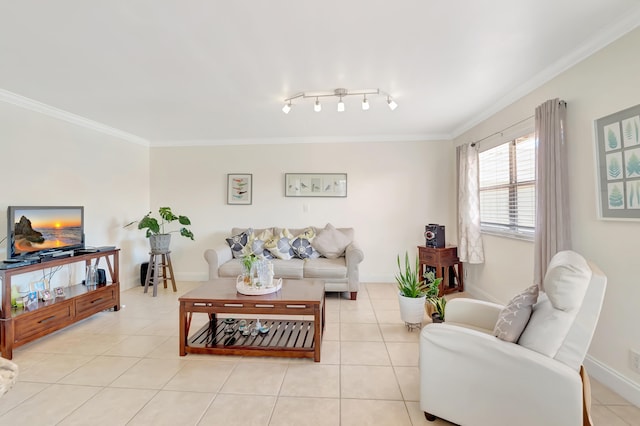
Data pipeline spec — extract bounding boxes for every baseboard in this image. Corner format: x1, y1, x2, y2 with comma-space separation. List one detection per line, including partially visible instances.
584, 355, 640, 407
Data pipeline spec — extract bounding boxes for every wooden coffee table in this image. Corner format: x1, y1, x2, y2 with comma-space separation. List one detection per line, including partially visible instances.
179, 278, 325, 362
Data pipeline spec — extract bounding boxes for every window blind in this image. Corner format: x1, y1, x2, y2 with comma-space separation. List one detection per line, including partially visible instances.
479, 134, 535, 237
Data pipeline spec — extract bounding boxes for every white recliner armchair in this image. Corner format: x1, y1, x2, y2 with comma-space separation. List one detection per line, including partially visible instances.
419, 251, 606, 426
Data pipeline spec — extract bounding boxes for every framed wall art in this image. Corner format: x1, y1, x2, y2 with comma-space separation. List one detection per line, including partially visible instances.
595, 103, 640, 219
285, 173, 347, 197
227, 174, 252, 205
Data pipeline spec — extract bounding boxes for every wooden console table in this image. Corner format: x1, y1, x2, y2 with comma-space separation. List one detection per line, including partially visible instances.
0, 249, 120, 359
417, 245, 464, 296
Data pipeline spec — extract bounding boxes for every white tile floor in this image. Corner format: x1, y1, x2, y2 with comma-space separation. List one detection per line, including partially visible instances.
0, 282, 638, 425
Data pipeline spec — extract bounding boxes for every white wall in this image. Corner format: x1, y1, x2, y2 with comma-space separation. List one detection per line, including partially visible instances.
149, 140, 455, 283
454, 27, 640, 403
0, 102, 151, 289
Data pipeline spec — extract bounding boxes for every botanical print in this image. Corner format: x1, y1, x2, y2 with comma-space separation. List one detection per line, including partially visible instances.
607, 182, 625, 209
624, 147, 640, 178
604, 122, 621, 151
622, 115, 640, 147
285, 174, 347, 197
626, 180, 640, 209
606, 152, 623, 180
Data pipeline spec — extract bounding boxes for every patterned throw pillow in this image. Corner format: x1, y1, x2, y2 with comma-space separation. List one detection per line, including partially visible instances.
225, 228, 253, 259
291, 227, 320, 259
265, 228, 295, 260
493, 285, 539, 343
250, 229, 275, 259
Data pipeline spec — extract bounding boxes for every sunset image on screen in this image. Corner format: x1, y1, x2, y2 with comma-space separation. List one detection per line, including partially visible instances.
13, 208, 83, 254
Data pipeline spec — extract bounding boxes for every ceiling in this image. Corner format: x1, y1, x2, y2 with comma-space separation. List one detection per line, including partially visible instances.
1, 1, 639, 146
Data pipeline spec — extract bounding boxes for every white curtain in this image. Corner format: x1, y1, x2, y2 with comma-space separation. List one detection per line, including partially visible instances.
457, 143, 484, 263
534, 98, 570, 289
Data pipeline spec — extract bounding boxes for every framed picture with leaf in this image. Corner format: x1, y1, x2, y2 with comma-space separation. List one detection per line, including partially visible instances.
594, 103, 640, 219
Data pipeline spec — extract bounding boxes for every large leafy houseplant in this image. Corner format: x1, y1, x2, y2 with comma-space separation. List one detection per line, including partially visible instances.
130, 207, 194, 240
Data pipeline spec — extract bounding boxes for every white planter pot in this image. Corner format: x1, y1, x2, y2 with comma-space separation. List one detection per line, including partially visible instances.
149, 234, 171, 253
398, 293, 426, 324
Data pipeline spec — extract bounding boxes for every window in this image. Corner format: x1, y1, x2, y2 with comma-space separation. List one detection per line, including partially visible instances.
478, 134, 535, 239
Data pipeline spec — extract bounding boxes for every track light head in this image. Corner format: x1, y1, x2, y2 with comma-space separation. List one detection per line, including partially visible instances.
362, 95, 370, 111
387, 97, 398, 111
282, 102, 292, 114
314, 98, 321, 112
337, 97, 345, 112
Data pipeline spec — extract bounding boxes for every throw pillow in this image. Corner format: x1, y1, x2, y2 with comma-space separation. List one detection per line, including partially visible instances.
291, 227, 321, 260
312, 223, 351, 259
225, 228, 253, 259
265, 228, 295, 260
493, 285, 539, 343
250, 229, 275, 259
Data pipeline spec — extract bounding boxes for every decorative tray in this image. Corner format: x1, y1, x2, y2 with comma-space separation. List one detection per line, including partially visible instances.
236, 277, 282, 295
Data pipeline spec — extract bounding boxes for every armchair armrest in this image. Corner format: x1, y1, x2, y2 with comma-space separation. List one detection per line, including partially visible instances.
204, 243, 233, 279
420, 324, 583, 426
445, 298, 503, 333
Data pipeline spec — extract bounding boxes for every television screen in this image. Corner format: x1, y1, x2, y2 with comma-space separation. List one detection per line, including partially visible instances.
7, 206, 85, 258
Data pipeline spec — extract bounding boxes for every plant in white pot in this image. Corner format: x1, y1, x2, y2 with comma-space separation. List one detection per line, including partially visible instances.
126, 207, 194, 253
395, 252, 428, 329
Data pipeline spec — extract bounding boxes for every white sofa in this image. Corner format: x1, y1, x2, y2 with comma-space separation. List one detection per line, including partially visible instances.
204, 225, 364, 299
419, 251, 607, 426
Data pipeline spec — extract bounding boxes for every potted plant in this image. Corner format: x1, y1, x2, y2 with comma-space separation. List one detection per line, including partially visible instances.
395, 252, 428, 327
240, 251, 258, 285
428, 296, 447, 323
126, 207, 194, 252
423, 269, 443, 318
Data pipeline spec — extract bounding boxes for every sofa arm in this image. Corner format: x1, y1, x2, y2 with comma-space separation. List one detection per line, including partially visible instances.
445, 298, 503, 333
204, 243, 233, 280
345, 241, 364, 266
420, 323, 583, 426
345, 241, 364, 292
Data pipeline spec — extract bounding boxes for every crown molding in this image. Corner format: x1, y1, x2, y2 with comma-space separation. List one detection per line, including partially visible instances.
451, 5, 640, 139
150, 133, 452, 147
0, 88, 149, 146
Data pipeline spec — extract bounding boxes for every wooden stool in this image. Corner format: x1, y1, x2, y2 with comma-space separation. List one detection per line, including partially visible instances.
144, 251, 177, 297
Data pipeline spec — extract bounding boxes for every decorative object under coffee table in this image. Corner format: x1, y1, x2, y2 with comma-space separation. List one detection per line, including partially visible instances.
179, 278, 325, 362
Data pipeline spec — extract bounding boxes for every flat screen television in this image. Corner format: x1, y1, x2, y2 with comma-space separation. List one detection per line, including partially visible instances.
7, 206, 85, 259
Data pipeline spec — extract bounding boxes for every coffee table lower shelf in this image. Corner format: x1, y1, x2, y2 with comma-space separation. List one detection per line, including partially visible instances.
185, 318, 318, 360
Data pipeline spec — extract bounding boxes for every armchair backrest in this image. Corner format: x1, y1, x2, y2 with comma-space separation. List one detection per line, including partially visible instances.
554, 261, 607, 370
518, 251, 607, 371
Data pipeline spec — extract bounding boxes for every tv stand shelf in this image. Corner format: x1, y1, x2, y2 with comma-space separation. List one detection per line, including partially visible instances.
0, 249, 120, 359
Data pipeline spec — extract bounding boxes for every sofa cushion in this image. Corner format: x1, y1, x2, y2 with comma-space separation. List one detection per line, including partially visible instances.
518, 250, 592, 357
265, 228, 296, 260
304, 257, 347, 279
225, 228, 253, 259
291, 227, 321, 260
271, 258, 305, 279
493, 285, 538, 343
312, 223, 351, 259
250, 229, 275, 259
218, 258, 243, 277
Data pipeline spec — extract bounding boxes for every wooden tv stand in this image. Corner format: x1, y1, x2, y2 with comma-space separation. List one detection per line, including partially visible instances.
0, 249, 120, 359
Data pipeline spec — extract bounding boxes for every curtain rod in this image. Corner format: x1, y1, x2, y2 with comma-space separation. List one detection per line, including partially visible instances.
470, 100, 566, 147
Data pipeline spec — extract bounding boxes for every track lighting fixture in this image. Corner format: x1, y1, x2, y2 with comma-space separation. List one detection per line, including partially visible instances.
282, 88, 397, 113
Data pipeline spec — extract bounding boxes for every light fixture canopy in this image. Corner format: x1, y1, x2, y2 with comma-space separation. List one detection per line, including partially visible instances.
282, 88, 397, 113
